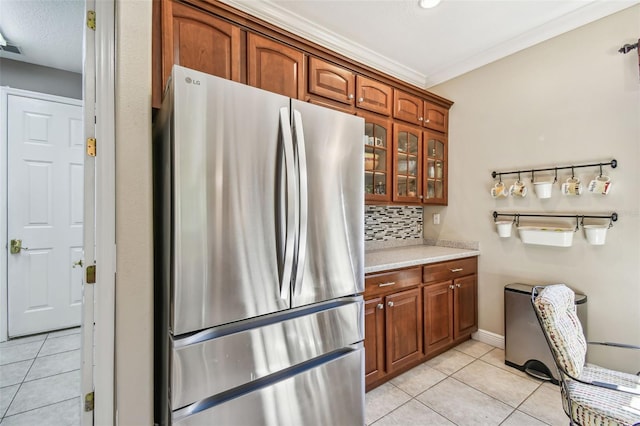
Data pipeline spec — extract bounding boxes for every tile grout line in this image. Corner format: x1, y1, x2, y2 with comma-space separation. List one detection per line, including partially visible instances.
370, 345, 553, 426
0, 334, 48, 421
0, 396, 80, 422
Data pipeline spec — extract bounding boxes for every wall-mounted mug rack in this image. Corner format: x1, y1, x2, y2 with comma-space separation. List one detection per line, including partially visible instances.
493, 211, 618, 246
493, 211, 618, 229
491, 159, 617, 182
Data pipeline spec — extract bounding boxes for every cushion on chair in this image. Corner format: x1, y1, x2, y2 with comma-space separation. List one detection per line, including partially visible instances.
564, 366, 640, 426
533, 284, 587, 378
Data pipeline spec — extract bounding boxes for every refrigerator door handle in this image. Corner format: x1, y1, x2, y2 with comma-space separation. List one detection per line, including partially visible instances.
292, 109, 308, 297
279, 107, 296, 300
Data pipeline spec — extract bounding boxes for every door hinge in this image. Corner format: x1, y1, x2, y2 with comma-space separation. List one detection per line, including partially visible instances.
86, 265, 96, 284
84, 391, 94, 412
87, 11, 96, 31
87, 138, 96, 157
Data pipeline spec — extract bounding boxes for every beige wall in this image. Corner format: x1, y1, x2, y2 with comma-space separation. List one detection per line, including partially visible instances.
428, 5, 640, 373
111, 4, 639, 421
115, 0, 153, 423
0, 58, 83, 99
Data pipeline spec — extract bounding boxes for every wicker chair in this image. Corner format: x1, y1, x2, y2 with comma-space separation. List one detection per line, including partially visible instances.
531, 284, 640, 426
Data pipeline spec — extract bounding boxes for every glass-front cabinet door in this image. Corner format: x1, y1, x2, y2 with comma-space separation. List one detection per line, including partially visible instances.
393, 124, 422, 203
362, 113, 392, 203
423, 131, 447, 205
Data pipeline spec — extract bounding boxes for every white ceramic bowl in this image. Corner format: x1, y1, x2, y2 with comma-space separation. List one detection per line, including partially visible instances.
584, 225, 607, 245
533, 181, 553, 199
517, 226, 574, 247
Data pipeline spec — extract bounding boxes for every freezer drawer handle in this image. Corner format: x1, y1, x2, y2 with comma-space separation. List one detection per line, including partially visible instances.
450, 268, 464, 273
378, 281, 396, 287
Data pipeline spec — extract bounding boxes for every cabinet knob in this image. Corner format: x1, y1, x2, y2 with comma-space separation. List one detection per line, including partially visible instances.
456, 283, 462, 288
418, 117, 424, 121
419, 195, 424, 199
377, 303, 384, 310
358, 97, 364, 103
449, 285, 455, 290
450, 268, 464, 273
387, 301, 394, 307
378, 281, 396, 287
348, 94, 354, 100
425, 119, 430, 123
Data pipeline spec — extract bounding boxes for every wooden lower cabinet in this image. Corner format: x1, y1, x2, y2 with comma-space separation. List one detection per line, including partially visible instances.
365, 257, 478, 391
423, 275, 477, 355
386, 288, 423, 371
423, 281, 454, 354
364, 297, 386, 384
364, 288, 422, 389
454, 274, 478, 337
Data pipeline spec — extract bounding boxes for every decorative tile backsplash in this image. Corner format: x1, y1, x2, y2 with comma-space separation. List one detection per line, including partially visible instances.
365, 205, 423, 242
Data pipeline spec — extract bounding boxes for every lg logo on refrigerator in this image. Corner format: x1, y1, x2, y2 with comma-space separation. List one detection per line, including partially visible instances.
185, 77, 201, 86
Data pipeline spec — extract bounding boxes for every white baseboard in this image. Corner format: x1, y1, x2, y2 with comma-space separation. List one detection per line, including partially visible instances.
472, 329, 505, 349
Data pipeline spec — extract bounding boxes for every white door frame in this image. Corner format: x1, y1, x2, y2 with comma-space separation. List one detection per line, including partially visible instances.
92, 0, 116, 424
0, 0, 116, 422
0, 87, 82, 342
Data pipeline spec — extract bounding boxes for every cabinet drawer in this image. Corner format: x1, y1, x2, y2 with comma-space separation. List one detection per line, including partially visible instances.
365, 267, 421, 297
423, 257, 477, 283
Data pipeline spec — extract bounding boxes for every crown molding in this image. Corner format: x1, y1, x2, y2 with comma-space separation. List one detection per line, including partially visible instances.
219, 0, 639, 90
218, 0, 427, 88
425, 0, 640, 87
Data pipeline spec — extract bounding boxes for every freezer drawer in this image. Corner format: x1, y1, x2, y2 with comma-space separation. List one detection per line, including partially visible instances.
173, 345, 365, 426
171, 297, 364, 410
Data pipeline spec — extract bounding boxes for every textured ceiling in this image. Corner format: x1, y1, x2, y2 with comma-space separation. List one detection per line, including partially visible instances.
0, 0, 84, 73
0, 0, 638, 85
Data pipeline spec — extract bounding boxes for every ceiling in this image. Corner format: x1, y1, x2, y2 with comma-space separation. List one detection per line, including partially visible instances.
0, 0, 84, 74
1, 0, 638, 87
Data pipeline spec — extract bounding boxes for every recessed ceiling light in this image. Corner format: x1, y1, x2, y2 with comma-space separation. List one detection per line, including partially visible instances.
418, 0, 441, 9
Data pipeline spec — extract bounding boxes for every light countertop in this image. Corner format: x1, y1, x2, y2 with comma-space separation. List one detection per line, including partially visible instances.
365, 245, 480, 274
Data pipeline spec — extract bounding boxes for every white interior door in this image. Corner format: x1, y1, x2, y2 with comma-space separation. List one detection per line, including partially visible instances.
7, 92, 84, 337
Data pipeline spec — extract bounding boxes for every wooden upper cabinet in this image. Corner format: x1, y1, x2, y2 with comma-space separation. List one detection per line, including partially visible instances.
394, 89, 449, 134
356, 76, 392, 116
308, 57, 355, 105
423, 131, 448, 205
247, 33, 305, 99
155, 0, 241, 107
362, 113, 392, 204
424, 102, 449, 133
392, 123, 422, 204
393, 89, 423, 126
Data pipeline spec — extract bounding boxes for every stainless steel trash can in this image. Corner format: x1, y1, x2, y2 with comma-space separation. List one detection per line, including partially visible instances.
504, 283, 587, 385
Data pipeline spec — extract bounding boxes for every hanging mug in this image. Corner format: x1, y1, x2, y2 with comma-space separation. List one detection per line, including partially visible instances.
561, 177, 583, 196
588, 175, 611, 195
509, 180, 527, 197
491, 182, 509, 198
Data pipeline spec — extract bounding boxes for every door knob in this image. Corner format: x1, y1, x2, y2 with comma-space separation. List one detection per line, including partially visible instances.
73, 260, 84, 268
10, 239, 29, 254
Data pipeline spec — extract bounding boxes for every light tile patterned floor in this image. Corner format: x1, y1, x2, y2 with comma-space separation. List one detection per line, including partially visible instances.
0, 328, 80, 425
1, 332, 568, 425
366, 339, 568, 426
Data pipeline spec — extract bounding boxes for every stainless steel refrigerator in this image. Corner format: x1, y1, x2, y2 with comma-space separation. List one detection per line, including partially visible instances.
153, 65, 365, 425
